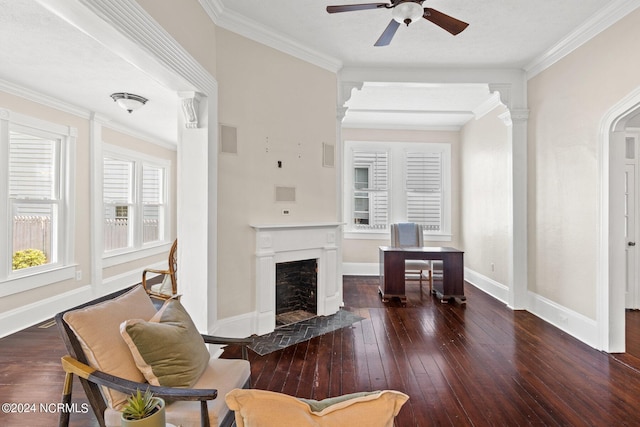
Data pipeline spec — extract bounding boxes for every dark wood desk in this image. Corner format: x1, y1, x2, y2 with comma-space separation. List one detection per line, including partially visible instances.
379, 246, 465, 304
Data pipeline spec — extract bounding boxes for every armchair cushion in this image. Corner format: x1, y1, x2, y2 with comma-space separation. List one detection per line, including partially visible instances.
150, 273, 173, 296
120, 298, 210, 388
225, 389, 409, 427
104, 357, 251, 427
62, 285, 157, 409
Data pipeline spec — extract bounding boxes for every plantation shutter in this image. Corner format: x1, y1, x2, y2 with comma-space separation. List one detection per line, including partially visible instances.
405, 152, 442, 231
352, 150, 389, 229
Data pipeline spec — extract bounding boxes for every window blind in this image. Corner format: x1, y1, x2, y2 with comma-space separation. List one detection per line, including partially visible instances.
103, 158, 132, 204
405, 152, 442, 231
9, 132, 57, 200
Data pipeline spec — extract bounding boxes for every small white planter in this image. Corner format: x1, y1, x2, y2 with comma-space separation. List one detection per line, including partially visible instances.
121, 397, 166, 427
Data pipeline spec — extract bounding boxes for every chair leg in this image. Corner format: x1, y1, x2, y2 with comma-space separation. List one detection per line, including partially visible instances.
429, 270, 433, 293
201, 401, 211, 427
58, 371, 73, 427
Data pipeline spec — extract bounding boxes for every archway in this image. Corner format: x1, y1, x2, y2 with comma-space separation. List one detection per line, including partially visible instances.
599, 87, 640, 352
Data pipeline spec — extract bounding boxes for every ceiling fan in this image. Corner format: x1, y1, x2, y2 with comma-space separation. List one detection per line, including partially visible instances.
326, 0, 469, 46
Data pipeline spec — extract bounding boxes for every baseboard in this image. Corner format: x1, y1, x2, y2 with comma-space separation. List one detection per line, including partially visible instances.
0, 284, 95, 338
0, 262, 165, 339
463, 267, 597, 348
342, 262, 379, 276
526, 291, 598, 349
463, 267, 509, 304
209, 311, 257, 339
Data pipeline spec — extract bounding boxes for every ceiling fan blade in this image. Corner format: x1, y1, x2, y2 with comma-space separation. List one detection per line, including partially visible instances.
327, 3, 388, 13
374, 19, 401, 46
423, 8, 469, 35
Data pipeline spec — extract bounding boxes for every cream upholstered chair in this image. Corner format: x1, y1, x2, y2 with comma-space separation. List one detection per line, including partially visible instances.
390, 223, 432, 292
225, 389, 409, 427
56, 285, 252, 427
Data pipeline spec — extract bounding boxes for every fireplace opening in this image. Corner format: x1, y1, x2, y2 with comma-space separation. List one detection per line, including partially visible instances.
275, 258, 318, 327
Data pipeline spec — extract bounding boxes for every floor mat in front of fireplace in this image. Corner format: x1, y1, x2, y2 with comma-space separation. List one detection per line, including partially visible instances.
248, 309, 364, 356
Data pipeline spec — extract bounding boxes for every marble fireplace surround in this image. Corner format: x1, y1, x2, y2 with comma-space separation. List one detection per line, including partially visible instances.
251, 223, 342, 335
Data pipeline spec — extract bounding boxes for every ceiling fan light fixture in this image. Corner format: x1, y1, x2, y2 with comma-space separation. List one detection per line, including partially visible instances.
392, 2, 423, 26
110, 92, 148, 113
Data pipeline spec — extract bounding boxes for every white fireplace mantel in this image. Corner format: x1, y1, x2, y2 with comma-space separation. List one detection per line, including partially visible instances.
251, 222, 343, 335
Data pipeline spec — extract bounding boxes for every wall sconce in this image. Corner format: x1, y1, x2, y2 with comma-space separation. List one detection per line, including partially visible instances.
110, 92, 148, 113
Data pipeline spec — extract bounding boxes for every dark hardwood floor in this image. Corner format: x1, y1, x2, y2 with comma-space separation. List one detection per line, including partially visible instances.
2, 276, 640, 426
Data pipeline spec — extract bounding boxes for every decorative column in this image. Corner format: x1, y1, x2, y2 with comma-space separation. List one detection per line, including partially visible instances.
176, 91, 217, 332
499, 106, 529, 310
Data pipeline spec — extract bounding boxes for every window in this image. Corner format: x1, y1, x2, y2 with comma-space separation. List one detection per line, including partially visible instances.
0, 109, 76, 295
352, 151, 388, 229
103, 145, 169, 256
344, 141, 451, 240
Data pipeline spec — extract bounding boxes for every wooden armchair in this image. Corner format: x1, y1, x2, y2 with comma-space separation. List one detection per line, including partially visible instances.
56, 285, 252, 427
142, 238, 177, 299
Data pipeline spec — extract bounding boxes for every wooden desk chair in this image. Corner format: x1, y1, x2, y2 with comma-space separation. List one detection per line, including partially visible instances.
390, 223, 432, 293
142, 238, 177, 299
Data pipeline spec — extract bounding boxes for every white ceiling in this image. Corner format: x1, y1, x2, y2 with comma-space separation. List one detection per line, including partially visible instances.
0, 0, 178, 145
0, 0, 634, 143
216, 0, 606, 69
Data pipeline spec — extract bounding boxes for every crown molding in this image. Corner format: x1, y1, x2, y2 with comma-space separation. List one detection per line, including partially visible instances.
341, 122, 464, 132
525, 0, 640, 79
473, 92, 503, 120
39, 0, 216, 95
0, 79, 175, 150
0, 79, 90, 119
200, 0, 342, 73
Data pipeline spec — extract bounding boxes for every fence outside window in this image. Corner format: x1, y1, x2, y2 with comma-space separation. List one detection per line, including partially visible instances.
13, 216, 160, 257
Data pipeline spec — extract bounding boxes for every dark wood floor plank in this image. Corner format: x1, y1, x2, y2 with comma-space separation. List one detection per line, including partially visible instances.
6, 277, 640, 426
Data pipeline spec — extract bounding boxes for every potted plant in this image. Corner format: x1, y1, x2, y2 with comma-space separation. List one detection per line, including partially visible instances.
121, 388, 166, 427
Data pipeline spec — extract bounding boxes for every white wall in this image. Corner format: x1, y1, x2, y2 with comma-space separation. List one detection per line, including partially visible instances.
528, 8, 640, 320
215, 28, 338, 319
460, 106, 511, 288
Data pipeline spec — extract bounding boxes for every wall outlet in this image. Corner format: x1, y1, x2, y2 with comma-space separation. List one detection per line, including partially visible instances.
282, 209, 291, 215
491, 263, 495, 272
76, 270, 82, 281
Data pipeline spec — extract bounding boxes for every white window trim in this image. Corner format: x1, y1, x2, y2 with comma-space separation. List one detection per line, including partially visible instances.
102, 143, 171, 266
344, 140, 452, 241
0, 109, 76, 296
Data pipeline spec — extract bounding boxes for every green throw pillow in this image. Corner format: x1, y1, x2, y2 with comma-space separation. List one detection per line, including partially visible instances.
120, 298, 210, 388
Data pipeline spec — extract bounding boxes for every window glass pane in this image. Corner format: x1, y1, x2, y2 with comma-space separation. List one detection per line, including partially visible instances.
352, 151, 388, 230
143, 205, 160, 243
103, 158, 133, 203
9, 131, 57, 199
104, 205, 131, 251
103, 158, 133, 251
354, 167, 369, 190
12, 203, 55, 270
142, 165, 163, 243
626, 137, 636, 160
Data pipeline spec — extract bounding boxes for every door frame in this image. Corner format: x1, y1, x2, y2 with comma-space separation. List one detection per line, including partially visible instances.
599, 88, 640, 352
